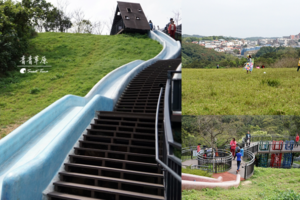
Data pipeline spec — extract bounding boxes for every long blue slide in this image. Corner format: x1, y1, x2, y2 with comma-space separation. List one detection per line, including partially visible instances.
0, 30, 181, 200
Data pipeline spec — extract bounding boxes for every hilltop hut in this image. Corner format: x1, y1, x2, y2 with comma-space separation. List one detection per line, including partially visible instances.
110, 1, 150, 35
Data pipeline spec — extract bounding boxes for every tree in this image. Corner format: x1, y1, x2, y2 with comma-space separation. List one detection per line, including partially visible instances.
173, 10, 181, 26
0, 0, 32, 74
233, 49, 239, 54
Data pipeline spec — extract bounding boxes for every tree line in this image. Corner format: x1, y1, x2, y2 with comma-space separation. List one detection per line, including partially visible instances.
182, 115, 300, 148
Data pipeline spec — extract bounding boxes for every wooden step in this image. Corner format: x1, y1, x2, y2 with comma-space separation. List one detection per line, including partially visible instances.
64, 163, 163, 178
48, 191, 101, 200
60, 172, 164, 188
70, 155, 157, 166
54, 181, 165, 200
75, 147, 157, 158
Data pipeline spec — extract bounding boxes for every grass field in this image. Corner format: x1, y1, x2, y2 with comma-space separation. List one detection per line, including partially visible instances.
182, 167, 300, 200
182, 68, 300, 115
0, 32, 162, 138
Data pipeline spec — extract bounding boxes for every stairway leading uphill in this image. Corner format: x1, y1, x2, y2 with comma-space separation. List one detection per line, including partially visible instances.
48, 59, 181, 200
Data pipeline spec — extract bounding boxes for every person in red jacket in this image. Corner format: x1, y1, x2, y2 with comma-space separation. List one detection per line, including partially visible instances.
230, 138, 237, 159
168, 20, 176, 39
197, 143, 201, 153
296, 133, 299, 147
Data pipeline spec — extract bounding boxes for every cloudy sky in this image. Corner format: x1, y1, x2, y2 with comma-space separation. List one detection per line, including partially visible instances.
183, 0, 300, 38
28, 0, 181, 34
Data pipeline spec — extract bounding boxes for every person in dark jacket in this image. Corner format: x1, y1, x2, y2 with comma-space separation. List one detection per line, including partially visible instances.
149, 20, 153, 30
246, 131, 251, 147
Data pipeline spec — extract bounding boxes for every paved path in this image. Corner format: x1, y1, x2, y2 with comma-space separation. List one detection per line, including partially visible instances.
182, 157, 247, 180
182, 159, 197, 166
212, 172, 244, 181
228, 158, 246, 179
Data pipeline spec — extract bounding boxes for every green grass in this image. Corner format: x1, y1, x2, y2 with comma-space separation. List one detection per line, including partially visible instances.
182, 167, 212, 177
182, 167, 300, 200
182, 68, 300, 115
0, 32, 162, 138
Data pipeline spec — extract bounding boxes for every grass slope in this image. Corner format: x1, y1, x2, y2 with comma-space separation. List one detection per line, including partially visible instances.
0, 32, 162, 138
182, 167, 300, 200
183, 68, 300, 115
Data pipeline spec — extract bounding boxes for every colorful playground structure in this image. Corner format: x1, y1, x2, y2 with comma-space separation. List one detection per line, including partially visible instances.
257, 140, 296, 168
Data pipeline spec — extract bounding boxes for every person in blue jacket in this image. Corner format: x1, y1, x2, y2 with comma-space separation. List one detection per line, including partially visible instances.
149, 20, 153, 30
240, 146, 244, 157
236, 149, 242, 173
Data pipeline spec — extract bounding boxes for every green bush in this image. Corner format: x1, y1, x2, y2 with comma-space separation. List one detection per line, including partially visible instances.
30, 87, 40, 94
267, 189, 300, 200
261, 79, 280, 87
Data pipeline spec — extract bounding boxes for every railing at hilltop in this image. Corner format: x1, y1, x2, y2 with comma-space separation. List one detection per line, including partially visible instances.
242, 135, 295, 147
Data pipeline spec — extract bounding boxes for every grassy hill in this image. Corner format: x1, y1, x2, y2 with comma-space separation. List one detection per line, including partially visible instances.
0, 32, 162, 138
183, 68, 300, 115
182, 167, 300, 200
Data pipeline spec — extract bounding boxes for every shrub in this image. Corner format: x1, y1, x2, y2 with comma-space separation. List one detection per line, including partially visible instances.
30, 87, 40, 94
261, 79, 280, 87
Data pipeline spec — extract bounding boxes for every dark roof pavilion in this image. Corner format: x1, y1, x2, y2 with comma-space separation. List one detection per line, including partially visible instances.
110, 1, 150, 35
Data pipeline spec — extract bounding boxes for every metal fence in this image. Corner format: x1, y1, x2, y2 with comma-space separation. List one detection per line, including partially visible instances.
155, 71, 182, 200
197, 149, 232, 173
242, 135, 295, 146
243, 144, 258, 179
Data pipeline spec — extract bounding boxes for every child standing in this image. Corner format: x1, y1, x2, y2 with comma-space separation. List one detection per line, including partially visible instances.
236, 149, 242, 173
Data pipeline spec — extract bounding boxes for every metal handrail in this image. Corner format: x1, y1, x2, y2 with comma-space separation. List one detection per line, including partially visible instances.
155, 87, 181, 182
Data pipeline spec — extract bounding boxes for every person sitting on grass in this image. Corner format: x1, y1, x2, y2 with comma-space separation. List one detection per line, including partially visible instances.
236, 149, 242, 174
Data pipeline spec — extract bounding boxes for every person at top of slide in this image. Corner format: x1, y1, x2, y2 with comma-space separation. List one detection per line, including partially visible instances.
230, 138, 237, 158
168, 20, 176, 39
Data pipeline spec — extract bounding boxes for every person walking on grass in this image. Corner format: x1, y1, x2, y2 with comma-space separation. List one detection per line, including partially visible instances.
234, 145, 240, 160
230, 138, 237, 159
236, 149, 242, 174
297, 58, 300, 72
296, 133, 299, 147
217, 64, 219, 69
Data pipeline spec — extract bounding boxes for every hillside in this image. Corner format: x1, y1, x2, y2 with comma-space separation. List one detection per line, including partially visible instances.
182, 68, 300, 116
182, 42, 239, 68
0, 32, 162, 138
